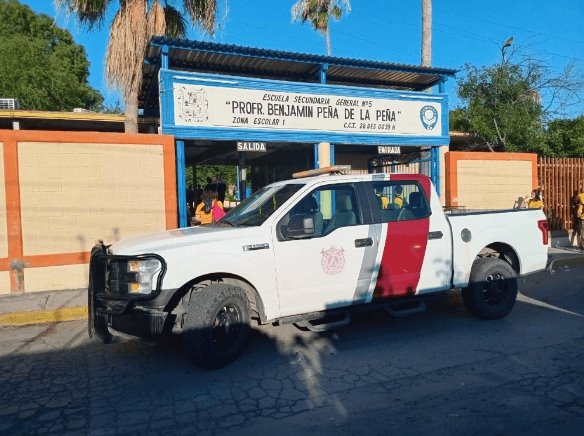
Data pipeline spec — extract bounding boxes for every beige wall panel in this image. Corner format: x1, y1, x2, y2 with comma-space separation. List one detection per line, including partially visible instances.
24, 264, 88, 292
457, 160, 485, 169
457, 159, 533, 210
0, 142, 7, 258
18, 142, 167, 255
0, 271, 10, 295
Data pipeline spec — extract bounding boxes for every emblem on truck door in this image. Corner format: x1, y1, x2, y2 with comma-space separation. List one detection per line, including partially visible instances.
321, 246, 345, 275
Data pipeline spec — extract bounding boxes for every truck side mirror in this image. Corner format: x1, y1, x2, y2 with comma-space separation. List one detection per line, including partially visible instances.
282, 213, 315, 239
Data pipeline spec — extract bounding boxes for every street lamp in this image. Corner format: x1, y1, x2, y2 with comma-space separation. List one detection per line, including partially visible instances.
501, 36, 513, 65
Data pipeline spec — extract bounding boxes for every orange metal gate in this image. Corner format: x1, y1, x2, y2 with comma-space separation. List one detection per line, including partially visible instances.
538, 157, 584, 231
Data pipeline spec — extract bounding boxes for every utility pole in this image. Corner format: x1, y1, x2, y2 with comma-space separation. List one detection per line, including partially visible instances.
421, 0, 432, 67
420, 0, 432, 177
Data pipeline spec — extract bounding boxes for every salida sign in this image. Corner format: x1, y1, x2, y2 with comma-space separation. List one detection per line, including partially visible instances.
174, 81, 442, 137
237, 141, 267, 152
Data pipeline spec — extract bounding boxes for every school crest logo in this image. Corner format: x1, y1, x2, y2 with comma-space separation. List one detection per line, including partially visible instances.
321, 246, 345, 275
176, 86, 208, 123
420, 105, 438, 130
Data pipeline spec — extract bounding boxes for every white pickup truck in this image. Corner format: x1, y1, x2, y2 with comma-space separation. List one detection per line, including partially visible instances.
88, 166, 549, 368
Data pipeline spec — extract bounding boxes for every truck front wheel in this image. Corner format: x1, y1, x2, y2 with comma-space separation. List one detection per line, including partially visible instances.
182, 284, 251, 369
462, 257, 518, 320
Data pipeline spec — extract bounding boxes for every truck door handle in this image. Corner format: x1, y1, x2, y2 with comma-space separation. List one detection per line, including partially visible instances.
428, 231, 443, 240
355, 238, 373, 247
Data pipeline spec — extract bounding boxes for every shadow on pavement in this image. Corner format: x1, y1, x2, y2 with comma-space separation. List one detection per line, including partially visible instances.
1, 270, 583, 435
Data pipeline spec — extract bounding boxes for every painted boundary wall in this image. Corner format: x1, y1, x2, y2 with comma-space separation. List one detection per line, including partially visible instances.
0, 130, 177, 294
539, 157, 584, 232
445, 152, 538, 210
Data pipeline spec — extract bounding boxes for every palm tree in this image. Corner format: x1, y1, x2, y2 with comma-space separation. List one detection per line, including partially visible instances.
55, 0, 220, 133
291, 0, 351, 56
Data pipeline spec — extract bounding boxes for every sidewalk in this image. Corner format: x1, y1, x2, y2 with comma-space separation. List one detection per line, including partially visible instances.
0, 288, 87, 327
1, 245, 583, 328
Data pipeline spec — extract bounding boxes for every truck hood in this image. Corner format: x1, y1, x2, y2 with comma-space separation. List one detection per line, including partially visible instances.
109, 225, 267, 256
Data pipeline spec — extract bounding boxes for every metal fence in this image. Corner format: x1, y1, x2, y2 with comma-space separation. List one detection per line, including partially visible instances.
538, 157, 584, 231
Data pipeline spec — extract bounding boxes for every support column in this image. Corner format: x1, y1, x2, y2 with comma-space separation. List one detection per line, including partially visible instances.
161, 45, 169, 70
318, 142, 333, 218
176, 140, 187, 227
314, 63, 334, 169
238, 152, 247, 200
318, 142, 331, 169
431, 146, 440, 196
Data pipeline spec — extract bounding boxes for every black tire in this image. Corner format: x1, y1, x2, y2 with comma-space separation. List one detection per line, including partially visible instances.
181, 283, 250, 369
462, 257, 518, 320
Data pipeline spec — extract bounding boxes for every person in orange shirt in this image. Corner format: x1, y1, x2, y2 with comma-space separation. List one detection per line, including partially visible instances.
576, 191, 584, 250
528, 189, 544, 209
195, 190, 224, 225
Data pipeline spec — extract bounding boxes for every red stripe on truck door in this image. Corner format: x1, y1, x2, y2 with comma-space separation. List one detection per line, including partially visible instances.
373, 174, 431, 299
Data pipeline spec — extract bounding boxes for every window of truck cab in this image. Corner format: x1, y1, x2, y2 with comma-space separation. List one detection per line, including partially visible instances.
277, 184, 363, 240
223, 183, 304, 226
369, 180, 430, 223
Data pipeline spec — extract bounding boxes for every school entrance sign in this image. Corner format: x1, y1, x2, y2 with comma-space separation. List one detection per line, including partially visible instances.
173, 82, 441, 136
160, 70, 449, 147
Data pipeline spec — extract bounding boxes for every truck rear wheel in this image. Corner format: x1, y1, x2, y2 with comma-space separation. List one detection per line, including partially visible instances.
462, 257, 518, 320
182, 283, 250, 369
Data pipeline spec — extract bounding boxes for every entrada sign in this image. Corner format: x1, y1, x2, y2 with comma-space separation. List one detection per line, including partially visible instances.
377, 146, 401, 154
237, 141, 267, 152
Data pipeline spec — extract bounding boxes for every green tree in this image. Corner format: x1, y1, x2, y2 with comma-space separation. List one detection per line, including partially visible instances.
185, 165, 238, 200
452, 42, 584, 155
545, 116, 584, 157
291, 0, 351, 56
0, 0, 102, 111
452, 60, 548, 153
56, 0, 224, 133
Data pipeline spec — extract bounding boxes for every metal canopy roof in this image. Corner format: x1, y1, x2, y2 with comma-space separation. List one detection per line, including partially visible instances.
140, 37, 457, 111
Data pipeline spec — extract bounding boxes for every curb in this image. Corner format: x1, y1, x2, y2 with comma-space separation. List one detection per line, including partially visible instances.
0, 306, 87, 327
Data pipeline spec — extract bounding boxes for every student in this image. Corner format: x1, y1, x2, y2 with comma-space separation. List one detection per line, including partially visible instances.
528, 189, 544, 209
392, 185, 407, 209
195, 190, 225, 225
375, 191, 389, 209
576, 191, 584, 250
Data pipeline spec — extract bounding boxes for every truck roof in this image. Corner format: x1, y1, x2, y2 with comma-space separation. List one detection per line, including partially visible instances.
278, 170, 430, 186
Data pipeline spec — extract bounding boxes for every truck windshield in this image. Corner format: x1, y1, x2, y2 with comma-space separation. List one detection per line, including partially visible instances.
223, 184, 304, 227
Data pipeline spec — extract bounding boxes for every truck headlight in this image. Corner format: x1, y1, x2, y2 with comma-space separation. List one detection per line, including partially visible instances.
126, 258, 162, 295
106, 256, 164, 298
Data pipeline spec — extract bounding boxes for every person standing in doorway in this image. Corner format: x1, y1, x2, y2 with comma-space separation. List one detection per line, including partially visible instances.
195, 190, 214, 225
576, 191, 584, 250
214, 177, 227, 203
195, 190, 224, 225
204, 177, 214, 192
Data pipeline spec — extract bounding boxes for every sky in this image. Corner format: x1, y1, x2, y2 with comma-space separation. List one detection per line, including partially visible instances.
18, 0, 584, 117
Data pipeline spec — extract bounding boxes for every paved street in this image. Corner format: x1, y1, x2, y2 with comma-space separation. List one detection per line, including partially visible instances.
1, 266, 583, 435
